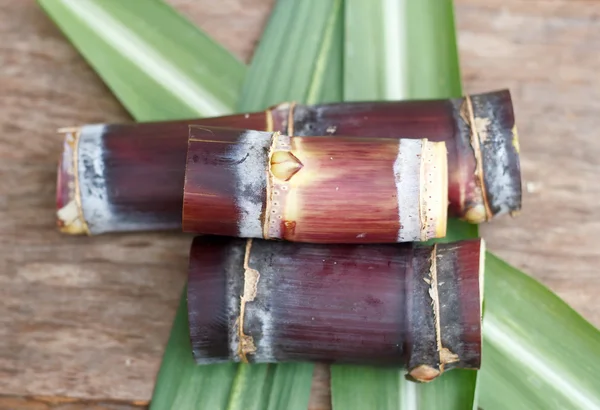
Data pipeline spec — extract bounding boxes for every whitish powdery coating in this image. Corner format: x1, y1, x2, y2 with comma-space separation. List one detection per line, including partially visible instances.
77, 125, 112, 235
394, 139, 422, 242
233, 131, 272, 238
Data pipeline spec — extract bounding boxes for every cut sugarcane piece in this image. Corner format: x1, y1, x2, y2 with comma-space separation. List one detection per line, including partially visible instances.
187, 237, 484, 381
56, 90, 520, 235
182, 126, 448, 243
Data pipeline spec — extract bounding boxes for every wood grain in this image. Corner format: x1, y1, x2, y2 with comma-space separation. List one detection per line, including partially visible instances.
0, 0, 598, 407
0, 0, 271, 403
459, 0, 600, 324
0, 395, 146, 410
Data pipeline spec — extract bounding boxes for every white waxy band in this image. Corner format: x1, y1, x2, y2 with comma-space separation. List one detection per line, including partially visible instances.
77, 124, 112, 235
233, 130, 272, 238
394, 139, 423, 242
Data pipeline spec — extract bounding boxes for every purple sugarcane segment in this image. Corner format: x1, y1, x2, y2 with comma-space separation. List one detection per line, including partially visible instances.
182, 126, 448, 243
187, 237, 484, 382
284, 90, 521, 222
56, 89, 520, 235
56, 113, 265, 234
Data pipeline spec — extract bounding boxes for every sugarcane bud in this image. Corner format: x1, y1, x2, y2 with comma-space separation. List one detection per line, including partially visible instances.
270, 150, 303, 181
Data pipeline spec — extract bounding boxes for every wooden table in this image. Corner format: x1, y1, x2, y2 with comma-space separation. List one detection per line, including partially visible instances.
1, 0, 598, 408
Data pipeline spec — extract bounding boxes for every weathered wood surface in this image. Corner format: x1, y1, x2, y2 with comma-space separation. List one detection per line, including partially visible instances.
460, 0, 600, 325
0, 395, 146, 410
0, 0, 598, 407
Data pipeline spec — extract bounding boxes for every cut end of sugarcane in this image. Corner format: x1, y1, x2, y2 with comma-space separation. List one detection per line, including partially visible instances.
421, 140, 448, 240
468, 90, 522, 222
56, 127, 89, 235
405, 239, 483, 381
57, 199, 88, 234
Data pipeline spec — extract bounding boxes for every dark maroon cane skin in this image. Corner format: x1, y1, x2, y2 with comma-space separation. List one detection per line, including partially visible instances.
187, 237, 483, 377
90, 113, 265, 231
182, 126, 448, 243
271, 90, 519, 220
57, 90, 519, 234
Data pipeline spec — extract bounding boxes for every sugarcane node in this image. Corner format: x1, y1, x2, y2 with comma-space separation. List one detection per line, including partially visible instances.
238, 239, 259, 363
269, 150, 303, 181
426, 245, 444, 365
287, 102, 297, 135
462, 96, 492, 222
283, 220, 296, 236
471, 91, 522, 219
440, 347, 460, 365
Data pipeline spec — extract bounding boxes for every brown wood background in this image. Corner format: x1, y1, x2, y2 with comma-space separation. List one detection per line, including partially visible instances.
1, 0, 599, 408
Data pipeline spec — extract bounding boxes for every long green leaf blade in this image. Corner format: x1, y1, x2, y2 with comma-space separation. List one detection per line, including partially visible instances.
479, 255, 600, 410
225, 364, 275, 410
306, 0, 344, 105
265, 363, 317, 410
38, 0, 245, 121
238, 0, 343, 110
332, 366, 401, 408
332, 1, 478, 409
150, 292, 237, 410
343, 0, 461, 101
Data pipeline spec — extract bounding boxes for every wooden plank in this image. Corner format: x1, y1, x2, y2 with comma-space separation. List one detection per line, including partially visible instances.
457, 0, 600, 325
0, 0, 598, 407
0, 0, 271, 403
0, 395, 146, 410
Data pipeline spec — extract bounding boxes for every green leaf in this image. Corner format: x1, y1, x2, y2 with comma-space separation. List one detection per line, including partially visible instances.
332, 366, 478, 410
343, 0, 461, 101
479, 254, 600, 410
332, 1, 477, 408
150, 292, 238, 410
332, 366, 401, 408
224, 362, 313, 410
38, 0, 245, 121
238, 0, 343, 110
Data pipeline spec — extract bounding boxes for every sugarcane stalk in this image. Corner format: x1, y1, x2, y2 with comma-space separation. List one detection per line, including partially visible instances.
183, 126, 447, 243
56, 89, 520, 235
187, 236, 484, 382
284, 90, 521, 223
55, 113, 264, 235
